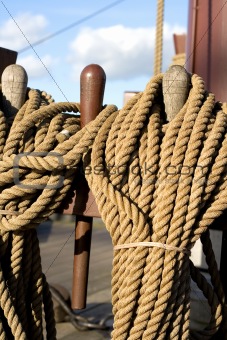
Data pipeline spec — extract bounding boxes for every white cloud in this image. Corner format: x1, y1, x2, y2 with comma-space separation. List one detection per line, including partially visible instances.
0, 13, 59, 80
17, 54, 57, 78
68, 24, 186, 81
0, 12, 48, 50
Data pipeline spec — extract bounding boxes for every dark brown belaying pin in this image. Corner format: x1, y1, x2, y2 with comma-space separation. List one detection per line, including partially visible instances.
72, 64, 106, 310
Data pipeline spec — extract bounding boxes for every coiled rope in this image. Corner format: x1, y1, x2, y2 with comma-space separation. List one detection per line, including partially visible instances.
0, 71, 227, 339
85, 73, 227, 339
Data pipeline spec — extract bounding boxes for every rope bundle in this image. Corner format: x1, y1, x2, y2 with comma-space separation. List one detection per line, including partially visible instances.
85, 73, 227, 339
0, 71, 226, 339
0, 89, 83, 339
0, 84, 117, 338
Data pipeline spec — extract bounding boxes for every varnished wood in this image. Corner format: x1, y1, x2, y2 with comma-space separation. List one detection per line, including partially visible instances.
173, 33, 186, 54
72, 64, 106, 310
60, 188, 101, 218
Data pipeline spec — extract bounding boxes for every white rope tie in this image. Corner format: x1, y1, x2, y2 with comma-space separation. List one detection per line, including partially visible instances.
114, 241, 190, 255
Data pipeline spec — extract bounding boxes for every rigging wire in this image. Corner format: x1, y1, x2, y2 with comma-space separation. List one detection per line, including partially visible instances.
18, 0, 126, 53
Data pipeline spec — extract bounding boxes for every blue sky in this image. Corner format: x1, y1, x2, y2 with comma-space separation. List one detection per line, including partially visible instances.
0, 0, 189, 108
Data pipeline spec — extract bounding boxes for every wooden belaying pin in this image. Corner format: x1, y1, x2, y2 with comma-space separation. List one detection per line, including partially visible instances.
72, 64, 106, 310
162, 65, 190, 122
1, 64, 28, 117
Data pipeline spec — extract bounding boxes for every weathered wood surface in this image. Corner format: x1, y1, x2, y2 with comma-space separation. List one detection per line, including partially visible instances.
1, 64, 28, 117
38, 216, 112, 339
163, 65, 190, 122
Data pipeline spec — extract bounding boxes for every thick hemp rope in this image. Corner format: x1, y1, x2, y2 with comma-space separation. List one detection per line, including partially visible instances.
154, 0, 164, 75
0, 72, 226, 339
85, 73, 227, 339
0, 87, 116, 339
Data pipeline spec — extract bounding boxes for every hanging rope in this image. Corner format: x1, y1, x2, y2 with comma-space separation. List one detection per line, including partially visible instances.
0, 71, 227, 339
154, 0, 164, 75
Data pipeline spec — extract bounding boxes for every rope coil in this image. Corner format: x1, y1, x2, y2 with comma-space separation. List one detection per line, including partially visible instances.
0, 70, 226, 339
85, 73, 227, 339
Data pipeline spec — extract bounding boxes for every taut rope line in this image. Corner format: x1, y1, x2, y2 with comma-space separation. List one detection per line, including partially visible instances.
0, 69, 226, 339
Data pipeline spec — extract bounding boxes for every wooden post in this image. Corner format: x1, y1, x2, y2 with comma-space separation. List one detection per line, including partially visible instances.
173, 34, 186, 55
1, 64, 28, 117
71, 64, 106, 310
162, 65, 190, 122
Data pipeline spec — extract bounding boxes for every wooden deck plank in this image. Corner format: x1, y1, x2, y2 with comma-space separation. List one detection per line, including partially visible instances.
37, 216, 113, 339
